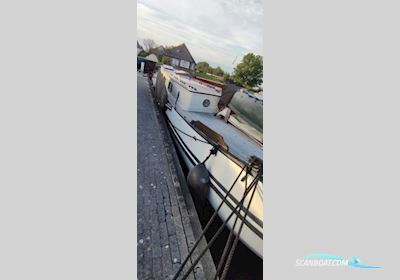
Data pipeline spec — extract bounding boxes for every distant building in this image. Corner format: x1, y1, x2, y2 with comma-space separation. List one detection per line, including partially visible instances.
150, 43, 196, 72
164, 44, 196, 71
137, 41, 143, 55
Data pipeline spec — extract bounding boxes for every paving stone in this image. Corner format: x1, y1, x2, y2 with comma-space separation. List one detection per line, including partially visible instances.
137, 73, 210, 280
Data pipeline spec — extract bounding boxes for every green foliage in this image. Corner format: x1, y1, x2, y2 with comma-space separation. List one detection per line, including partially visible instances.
232, 53, 263, 88
213, 66, 224, 77
195, 71, 224, 83
138, 50, 149, 57
223, 73, 233, 83
196, 62, 226, 78
195, 61, 210, 73
160, 56, 171, 65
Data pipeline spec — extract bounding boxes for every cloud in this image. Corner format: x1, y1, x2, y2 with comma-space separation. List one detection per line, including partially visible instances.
137, 0, 263, 73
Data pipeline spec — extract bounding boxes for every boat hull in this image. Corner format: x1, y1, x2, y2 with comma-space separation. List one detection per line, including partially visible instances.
164, 107, 263, 258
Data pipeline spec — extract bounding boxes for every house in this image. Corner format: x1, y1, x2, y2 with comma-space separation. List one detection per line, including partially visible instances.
160, 44, 196, 72
137, 41, 143, 55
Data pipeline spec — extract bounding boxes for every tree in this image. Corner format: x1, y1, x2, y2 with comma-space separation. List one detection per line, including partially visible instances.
142, 38, 157, 51
214, 66, 224, 77
223, 72, 232, 83
195, 61, 210, 73
138, 50, 149, 57
232, 53, 263, 88
160, 56, 170, 65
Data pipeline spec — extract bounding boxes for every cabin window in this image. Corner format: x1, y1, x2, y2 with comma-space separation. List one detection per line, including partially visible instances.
202, 99, 210, 107
171, 58, 179, 66
180, 60, 190, 69
168, 82, 179, 99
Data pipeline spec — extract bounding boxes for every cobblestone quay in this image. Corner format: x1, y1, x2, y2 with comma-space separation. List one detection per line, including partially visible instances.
137, 73, 216, 280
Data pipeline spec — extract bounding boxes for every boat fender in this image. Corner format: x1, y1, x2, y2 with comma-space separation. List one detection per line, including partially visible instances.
187, 163, 210, 202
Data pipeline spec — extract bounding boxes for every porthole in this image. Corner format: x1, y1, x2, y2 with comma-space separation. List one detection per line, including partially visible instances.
202, 99, 210, 107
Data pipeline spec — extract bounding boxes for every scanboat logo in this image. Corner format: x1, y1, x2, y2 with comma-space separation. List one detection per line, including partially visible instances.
296, 253, 382, 269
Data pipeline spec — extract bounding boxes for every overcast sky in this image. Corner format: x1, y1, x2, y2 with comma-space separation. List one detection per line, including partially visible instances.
137, 0, 263, 73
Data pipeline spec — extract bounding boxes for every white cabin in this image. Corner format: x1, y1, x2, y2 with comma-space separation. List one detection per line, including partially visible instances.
160, 66, 222, 114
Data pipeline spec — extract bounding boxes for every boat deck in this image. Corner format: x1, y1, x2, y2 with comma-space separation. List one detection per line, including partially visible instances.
175, 105, 263, 163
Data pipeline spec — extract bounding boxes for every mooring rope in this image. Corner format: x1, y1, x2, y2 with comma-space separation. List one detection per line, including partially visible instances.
167, 120, 210, 144
201, 146, 218, 164
172, 163, 248, 280
172, 162, 262, 280
178, 173, 262, 280
220, 176, 259, 280
213, 164, 252, 280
